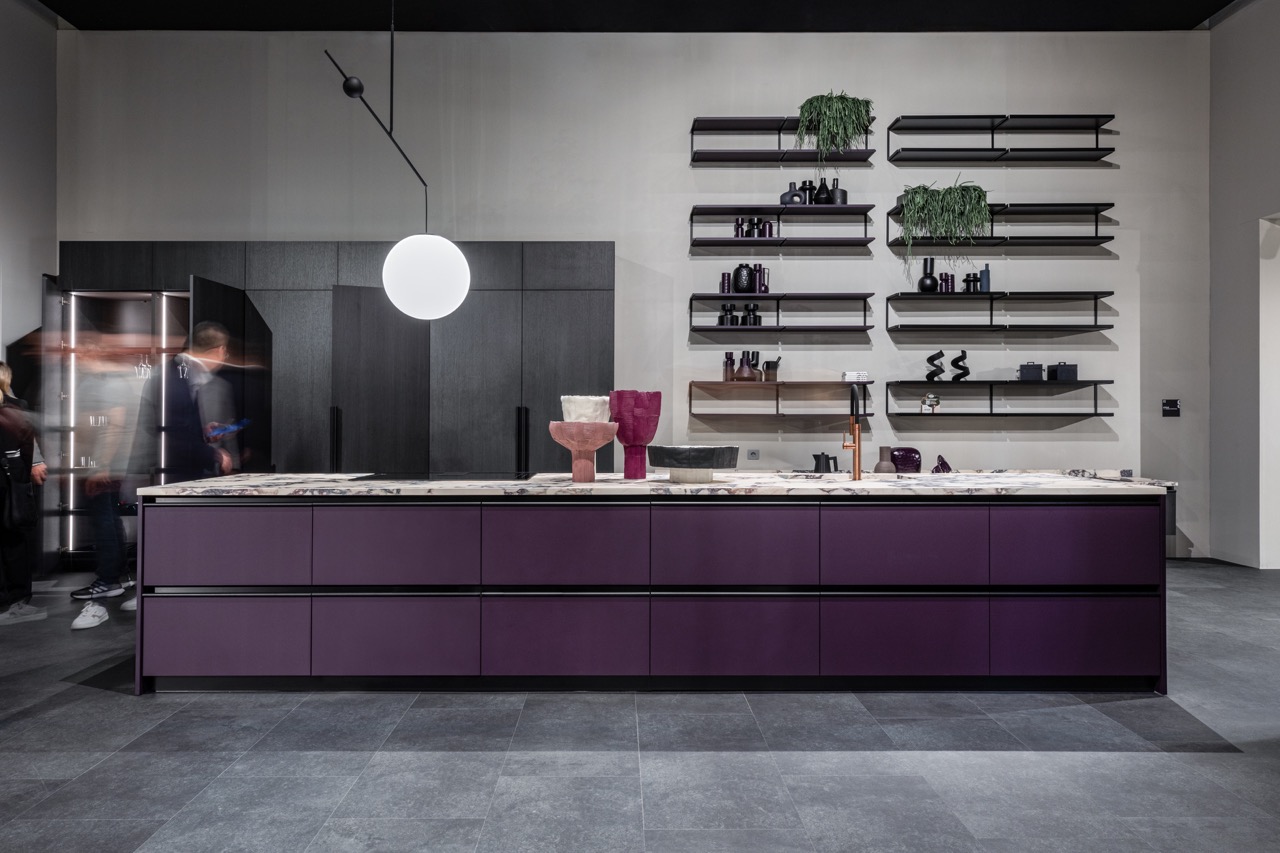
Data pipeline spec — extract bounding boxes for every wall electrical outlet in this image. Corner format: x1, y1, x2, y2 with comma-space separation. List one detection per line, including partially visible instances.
746, 449, 761, 461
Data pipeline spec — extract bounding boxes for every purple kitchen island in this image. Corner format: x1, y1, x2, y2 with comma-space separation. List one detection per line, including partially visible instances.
134, 471, 1169, 694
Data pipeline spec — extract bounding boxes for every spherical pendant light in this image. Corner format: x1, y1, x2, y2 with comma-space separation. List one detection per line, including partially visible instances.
381, 234, 471, 320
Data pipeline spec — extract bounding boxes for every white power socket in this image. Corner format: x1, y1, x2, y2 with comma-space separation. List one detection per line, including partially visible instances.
746, 449, 761, 461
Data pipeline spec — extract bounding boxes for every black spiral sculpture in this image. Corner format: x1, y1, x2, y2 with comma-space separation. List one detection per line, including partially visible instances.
950, 350, 970, 381
925, 350, 945, 382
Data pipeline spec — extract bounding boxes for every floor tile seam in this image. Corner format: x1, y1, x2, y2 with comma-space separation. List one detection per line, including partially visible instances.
471, 699, 524, 853
636, 692, 649, 835
752, 699, 816, 851
300, 774, 362, 853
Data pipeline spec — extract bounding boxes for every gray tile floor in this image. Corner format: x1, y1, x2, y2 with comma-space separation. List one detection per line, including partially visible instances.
1, 561, 1278, 852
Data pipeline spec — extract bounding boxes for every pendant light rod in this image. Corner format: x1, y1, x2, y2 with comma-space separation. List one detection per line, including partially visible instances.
324, 0, 430, 233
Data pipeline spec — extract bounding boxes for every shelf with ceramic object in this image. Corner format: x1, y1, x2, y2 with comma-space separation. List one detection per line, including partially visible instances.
690, 116, 876, 164
885, 201, 1115, 249
689, 292, 875, 334
690, 204, 876, 250
884, 290, 1114, 333
886, 114, 1115, 164
689, 380, 875, 418
885, 379, 1115, 419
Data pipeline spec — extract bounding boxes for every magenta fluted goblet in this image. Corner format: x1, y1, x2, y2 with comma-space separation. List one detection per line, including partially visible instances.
609, 390, 662, 480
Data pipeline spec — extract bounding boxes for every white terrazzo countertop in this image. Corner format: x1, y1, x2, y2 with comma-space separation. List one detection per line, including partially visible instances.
138, 469, 1172, 498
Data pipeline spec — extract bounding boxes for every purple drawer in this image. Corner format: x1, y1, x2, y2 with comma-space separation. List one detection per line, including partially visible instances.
482, 506, 649, 585
651, 506, 819, 585
990, 506, 1163, 586
650, 597, 819, 676
143, 506, 312, 586
481, 596, 649, 675
990, 597, 1163, 676
142, 597, 311, 676
312, 597, 479, 675
313, 507, 480, 585
821, 597, 989, 675
820, 507, 989, 586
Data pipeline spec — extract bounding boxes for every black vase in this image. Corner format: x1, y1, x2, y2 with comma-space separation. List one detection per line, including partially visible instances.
831, 178, 848, 205
779, 181, 805, 205
732, 263, 756, 294
917, 257, 939, 293
799, 180, 816, 204
813, 178, 833, 205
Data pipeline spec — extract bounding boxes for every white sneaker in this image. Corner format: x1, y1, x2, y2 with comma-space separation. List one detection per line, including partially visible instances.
119, 596, 137, 612
0, 602, 48, 625
71, 602, 109, 630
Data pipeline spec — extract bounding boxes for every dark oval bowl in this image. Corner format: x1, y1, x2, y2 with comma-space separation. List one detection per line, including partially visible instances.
647, 445, 739, 470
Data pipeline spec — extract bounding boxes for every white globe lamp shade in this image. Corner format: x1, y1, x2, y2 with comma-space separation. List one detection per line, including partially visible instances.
381, 234, 471, 320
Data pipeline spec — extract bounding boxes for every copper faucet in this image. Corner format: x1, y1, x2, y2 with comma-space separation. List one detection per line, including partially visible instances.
842, 384, 862, 480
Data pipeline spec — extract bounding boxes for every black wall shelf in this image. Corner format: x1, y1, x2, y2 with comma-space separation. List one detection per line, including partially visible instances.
690, 292, 873, 333
886, 114, 1114, 164
690, 116, 876, 164
885, 290, 1113, 332
886, 379, 1114, 419
885, 201, 1114, 249
690, 380, 875, 418
691, 204, 875, 250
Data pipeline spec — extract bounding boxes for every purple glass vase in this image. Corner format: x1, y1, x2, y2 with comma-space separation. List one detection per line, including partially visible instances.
610, 390, 662, 480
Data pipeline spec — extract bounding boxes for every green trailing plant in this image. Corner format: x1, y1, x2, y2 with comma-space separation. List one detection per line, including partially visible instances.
795, 91, 873, 163
898, 179, 990, 264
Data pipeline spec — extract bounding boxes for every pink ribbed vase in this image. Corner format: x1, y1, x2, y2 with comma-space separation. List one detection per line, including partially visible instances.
610, 390, 662, 480
548, 421, 618, 483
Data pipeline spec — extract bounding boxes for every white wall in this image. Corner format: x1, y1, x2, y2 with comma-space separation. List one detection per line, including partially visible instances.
1210, 0, 1280, 567
0, 0, 56, 348
54, 30, 1211, 552
1261, 218, 1280, 568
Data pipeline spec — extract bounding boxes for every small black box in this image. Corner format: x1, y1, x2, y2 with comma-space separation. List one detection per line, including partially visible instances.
1017, 362, 1044, 381
1047, 362, 1078, 382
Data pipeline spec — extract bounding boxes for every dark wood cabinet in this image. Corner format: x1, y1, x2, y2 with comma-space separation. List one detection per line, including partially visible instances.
482, 505, 649, 585
822, 598, 990, 675
482, 597, 649, 676
651, 505, 819, 585
651, 596, 820, 676
312, 597, 480, 676
990, 506, 1162, 585
142, 597, 312, 676
143, 506, 312, 585
821, 506, 989, 586
313, 506, 481, 585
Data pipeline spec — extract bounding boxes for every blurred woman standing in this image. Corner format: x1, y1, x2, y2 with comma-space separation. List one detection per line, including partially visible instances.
0, 363, 47, 625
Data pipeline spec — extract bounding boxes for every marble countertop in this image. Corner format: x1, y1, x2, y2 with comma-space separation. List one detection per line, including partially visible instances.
139, 469, 1172, 498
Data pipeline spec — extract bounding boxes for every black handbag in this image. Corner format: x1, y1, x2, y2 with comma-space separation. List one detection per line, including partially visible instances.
0, 452, 35, 530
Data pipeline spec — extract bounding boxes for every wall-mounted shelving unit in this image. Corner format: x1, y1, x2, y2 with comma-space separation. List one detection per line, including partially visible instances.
885, 291, 1114, 333
690, 380, 875, 418
690, 205, 874, 250
886, 114, 1114, 163
885, 202, 1114, 249
690, 116, 875, 164
885, 379, 1114, 419
689, 292, 874, 333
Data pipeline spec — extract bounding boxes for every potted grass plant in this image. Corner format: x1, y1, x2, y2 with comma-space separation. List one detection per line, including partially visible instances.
898, 179, 991, 264
795, 91, 873, 163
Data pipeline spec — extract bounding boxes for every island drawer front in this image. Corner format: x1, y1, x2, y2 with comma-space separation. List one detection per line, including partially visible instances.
820, 598, 990, 675
989, 506, 1162, 585
990, 597, 1162, 676
650, 597, 819, 676
481, 597, 649, 675
820, 507, 989, 586
142, 597, 311, 676
312, 597, 480, 675
650, 506, 820, 586
482, 506, 650, 585
313, 507, 480, 585
143, 507, 312, 586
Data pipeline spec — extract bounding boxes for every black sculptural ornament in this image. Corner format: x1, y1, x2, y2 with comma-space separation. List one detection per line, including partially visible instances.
932, 455, 953, 474
925, 350, 946, 382
950, 350, 970, 381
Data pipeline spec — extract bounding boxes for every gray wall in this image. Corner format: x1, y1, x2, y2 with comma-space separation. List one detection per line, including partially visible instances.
0, 0, 56, 347
1210, 0, 1280, 567
50, 29, 1212, 553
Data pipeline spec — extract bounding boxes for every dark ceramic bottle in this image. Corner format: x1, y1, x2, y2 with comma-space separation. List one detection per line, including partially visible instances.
722, 352, 736, 381
720, 271, 732, 294
800, 180, 816, 204
917, 257, 939, 293
733, 350, 757, 381
744, 303, 762, 326
813, 177, 833, 205
732, 263, 755, 294
831, 178, 848, 205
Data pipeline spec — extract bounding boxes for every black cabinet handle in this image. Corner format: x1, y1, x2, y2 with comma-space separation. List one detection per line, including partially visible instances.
329, 406, 342, 473
515, 406, 529, 477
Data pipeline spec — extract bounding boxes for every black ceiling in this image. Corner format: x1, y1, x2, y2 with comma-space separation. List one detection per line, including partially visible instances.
39, 0, 1237, 32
